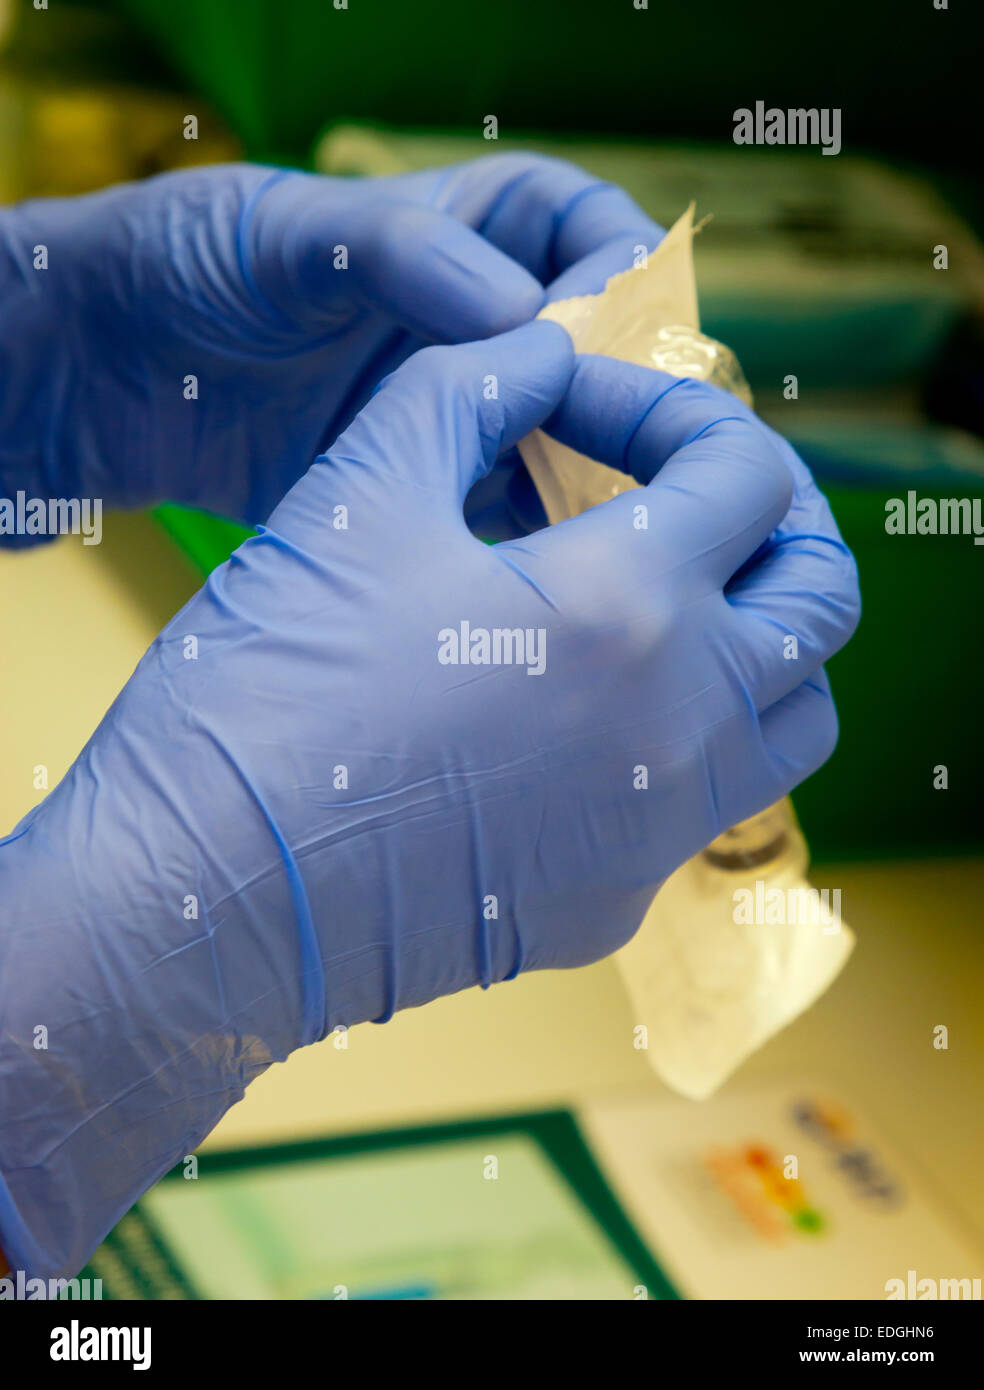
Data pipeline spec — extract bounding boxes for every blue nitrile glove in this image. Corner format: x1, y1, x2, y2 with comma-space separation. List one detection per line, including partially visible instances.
0, 155, 661, 536
0, 322, 859, 1279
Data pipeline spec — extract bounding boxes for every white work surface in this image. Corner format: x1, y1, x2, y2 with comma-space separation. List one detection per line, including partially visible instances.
3, 519, 982, 1249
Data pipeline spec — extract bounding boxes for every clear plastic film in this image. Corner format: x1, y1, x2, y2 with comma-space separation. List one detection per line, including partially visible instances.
518, 207, 854, 1100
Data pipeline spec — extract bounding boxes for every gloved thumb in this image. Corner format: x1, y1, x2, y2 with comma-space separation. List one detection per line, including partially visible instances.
248, 171, 546, 341
267, 319, 574, 551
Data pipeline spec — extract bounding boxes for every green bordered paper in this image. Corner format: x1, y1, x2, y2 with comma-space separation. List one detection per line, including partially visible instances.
81, 1110, 679, 1301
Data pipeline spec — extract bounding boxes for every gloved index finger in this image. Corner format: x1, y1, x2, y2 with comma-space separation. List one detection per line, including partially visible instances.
541, 354, 794, 592
723, 424, 861, 698
397, 154, 664, 283
543, 232, 665, 306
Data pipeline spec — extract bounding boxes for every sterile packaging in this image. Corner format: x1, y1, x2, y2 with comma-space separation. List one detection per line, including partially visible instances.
615, 800, 853, 1100
518, 207, 854, 1100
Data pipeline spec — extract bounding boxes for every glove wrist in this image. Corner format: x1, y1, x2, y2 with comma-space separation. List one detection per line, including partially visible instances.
0, 722, 309, 1278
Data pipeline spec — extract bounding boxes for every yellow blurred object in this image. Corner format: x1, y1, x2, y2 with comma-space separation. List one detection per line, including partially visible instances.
0, 76, 240, 201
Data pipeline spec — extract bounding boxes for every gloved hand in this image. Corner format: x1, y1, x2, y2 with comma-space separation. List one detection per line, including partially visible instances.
0, 322, 859, 1279
0, 155, 661, 534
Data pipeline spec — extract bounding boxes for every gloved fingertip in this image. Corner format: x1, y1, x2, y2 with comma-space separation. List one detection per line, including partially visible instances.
460, 266, 545, 340
545, 231, 665, 304
401, 226, 546, 343
553, 183, 665, 269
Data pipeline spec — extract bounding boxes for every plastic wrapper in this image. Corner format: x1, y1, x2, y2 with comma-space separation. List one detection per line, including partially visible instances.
518, 207, 854, 1099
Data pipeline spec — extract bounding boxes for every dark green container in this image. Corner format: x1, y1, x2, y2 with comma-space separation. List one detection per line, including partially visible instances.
116, 0, 981, 181
790, 486, 982, 861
